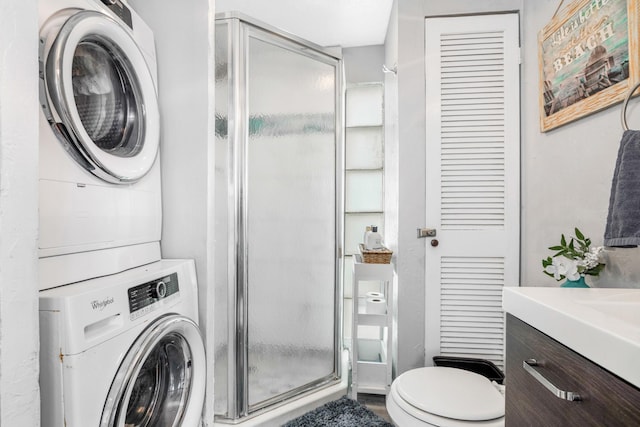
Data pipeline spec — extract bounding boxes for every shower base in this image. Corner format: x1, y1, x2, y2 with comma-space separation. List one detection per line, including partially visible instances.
213, 349, 349, 427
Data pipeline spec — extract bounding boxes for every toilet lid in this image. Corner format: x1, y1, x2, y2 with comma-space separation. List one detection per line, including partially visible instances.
396, 367, 504, 421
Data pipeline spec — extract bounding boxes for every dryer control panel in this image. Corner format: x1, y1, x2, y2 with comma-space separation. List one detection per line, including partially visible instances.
128, 273, 179, 320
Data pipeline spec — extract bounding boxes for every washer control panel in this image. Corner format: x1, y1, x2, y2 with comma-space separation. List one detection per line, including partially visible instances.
100, 0, 133, 29
128, 273, 179, 320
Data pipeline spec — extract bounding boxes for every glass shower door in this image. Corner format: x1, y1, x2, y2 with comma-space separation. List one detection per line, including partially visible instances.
213, 14, 343, 420
245, 31, 338, 410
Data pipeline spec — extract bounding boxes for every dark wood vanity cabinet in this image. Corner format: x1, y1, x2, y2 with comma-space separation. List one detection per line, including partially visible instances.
505, 314, 640, 426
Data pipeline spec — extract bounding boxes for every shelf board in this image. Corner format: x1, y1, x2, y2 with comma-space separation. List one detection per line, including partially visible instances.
356, 297, 388, 326
355, 384, 388, 395
345, 168, 384, 172
353, 255, 394, 280
345, 124, 383, 129
357, 338, 388, 364
355, 339, 390, 394
344, 211, 384, 216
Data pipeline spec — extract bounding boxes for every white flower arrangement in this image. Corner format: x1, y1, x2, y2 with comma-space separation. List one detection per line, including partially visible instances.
542, 228, 605, 281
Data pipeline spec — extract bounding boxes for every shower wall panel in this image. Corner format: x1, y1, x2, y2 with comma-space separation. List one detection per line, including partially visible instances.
214, 20, 231, 416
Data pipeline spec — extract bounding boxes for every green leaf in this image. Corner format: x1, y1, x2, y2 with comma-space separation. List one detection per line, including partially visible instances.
548, 245, 564, 251
561, 234, 567, 246
542, 271, 557, 279
586, 264, 606, 276
575, 228, 585, 240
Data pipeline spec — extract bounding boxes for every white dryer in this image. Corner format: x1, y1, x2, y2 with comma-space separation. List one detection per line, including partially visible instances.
39, 259, 206, 427
38, 0, 162, 290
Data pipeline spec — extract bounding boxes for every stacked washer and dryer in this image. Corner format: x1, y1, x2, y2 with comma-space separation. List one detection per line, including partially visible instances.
37, 1, 206, 426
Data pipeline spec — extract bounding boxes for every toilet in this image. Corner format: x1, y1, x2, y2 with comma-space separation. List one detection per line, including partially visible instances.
386, 366, 505, 427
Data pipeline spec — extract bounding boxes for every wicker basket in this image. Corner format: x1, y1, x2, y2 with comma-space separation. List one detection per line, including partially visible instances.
359, 243, 393, 264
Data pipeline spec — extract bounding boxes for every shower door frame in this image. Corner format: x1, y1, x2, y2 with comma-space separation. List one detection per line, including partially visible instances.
217, 12, 344, 421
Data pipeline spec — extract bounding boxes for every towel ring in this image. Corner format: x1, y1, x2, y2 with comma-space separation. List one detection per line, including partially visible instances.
621, 81, 640, 130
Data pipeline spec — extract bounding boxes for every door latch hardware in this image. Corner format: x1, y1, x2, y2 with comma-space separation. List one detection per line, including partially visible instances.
417, 228, 437, 238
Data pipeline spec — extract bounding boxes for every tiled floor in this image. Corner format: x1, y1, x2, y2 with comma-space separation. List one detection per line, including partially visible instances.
358, 393, 394, 424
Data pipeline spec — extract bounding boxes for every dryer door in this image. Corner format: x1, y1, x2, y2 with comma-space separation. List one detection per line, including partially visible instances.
101, 315, 206, 427
40, 10, 160, 184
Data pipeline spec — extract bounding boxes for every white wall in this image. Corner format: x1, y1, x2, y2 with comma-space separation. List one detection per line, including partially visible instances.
390, 0, 529, 375
384, 0, 400, 378
1, 1, 216, 424
3, 0, 639, 422
387, 0, 640, 376
127, 0, 216, 424
0, 0, 40, 425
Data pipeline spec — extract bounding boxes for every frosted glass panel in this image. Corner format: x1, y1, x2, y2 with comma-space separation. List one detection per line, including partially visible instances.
213, 22, 229, 416
344, 255, 354, 298
346, 84, 383, 127
345, 213, 384, 255
246, 35, 336, 408
346, 127, 383, 170
346, 170, 383, 212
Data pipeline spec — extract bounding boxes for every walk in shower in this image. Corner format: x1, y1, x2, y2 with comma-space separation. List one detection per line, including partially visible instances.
214, 13, 344, 422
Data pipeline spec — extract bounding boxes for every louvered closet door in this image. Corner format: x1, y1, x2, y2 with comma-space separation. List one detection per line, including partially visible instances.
424, 13, 520, 371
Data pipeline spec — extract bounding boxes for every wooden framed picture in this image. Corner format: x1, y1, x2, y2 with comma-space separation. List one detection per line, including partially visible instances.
539, 0, 640, 132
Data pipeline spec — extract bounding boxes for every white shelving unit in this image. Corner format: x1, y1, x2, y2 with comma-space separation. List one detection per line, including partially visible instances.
343, 83, 385, 301
350, 254, 394, 398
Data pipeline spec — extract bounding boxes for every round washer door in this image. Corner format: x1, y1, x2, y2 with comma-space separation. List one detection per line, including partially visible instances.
101, 315, 206, 427
41, 10, 160, 184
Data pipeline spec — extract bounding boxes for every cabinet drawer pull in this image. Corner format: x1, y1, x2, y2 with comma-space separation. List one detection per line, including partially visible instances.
523, 359, 581, 401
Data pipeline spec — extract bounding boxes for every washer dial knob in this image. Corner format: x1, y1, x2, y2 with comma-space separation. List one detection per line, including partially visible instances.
150, 281, 167, 299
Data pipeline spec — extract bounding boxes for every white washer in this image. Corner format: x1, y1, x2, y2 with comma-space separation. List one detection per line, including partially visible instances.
38, 0, 162, 290
39, 259, 206, 427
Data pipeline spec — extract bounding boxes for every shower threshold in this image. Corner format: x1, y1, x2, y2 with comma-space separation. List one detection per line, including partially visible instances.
213, 350, 349, 427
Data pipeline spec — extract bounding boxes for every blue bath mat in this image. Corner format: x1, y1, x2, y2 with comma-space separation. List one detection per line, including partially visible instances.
283, 396, 393, 427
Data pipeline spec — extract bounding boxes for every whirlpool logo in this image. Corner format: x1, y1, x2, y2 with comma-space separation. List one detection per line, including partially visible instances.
91, 297, 115, 311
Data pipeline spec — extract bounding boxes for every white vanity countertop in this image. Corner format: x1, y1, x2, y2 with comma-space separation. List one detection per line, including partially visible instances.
503, 287, 640, 388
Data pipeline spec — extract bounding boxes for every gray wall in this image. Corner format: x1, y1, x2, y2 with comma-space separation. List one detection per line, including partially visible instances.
343, 45, 385, 84
519, 0, 640, 289
128, 0, 216, 423
386, 0, 640, 376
